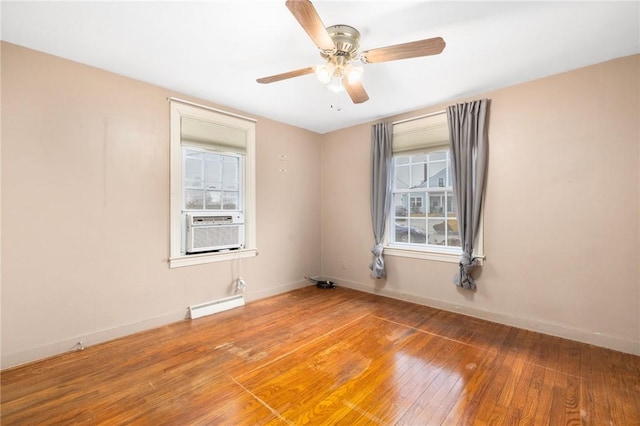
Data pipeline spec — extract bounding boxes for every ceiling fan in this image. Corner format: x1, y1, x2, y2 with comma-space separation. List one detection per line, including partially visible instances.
256, 0, 446, 104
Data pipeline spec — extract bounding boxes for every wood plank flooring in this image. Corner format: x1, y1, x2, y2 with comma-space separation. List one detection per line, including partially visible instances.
2, 286, 639, 425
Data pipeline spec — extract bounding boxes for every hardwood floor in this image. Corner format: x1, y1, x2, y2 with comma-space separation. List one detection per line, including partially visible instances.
2, 286, 639, 425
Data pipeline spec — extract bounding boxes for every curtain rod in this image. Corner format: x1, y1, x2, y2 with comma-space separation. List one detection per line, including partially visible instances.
167, 97, 257, 123
392, 109, 447, 125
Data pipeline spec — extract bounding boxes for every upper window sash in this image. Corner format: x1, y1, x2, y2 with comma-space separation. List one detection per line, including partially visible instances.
182, 147, 243, 212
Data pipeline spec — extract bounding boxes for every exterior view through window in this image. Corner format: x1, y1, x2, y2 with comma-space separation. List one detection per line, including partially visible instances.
183, 148, 242, 212
390, 149, 460, 249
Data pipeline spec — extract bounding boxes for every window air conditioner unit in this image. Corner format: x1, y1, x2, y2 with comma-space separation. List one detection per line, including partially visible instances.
186, 212, 244, 254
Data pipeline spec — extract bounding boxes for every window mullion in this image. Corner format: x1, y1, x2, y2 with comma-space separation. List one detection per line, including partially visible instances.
444, 189, 448, 244
200, 152, 206, 209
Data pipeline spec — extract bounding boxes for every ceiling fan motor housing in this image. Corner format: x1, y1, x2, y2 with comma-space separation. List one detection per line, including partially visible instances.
321, 25, 361, 62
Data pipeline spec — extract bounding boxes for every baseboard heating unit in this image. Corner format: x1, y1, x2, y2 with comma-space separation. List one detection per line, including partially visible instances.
189, 294, 245, 320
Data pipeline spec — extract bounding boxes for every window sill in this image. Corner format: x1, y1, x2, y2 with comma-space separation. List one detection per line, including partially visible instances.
384, 245, 484, 265
169, 248, 258, 268
384, 246, 461, 263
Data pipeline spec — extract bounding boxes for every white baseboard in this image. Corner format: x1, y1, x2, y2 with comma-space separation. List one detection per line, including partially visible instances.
244, 278, 310, 302
1, 280, 311, 370
331, 276, 640, 356
1, 310, 188, 370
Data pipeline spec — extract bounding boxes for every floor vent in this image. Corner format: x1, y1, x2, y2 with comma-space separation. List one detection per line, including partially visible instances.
189, 294, 245, 319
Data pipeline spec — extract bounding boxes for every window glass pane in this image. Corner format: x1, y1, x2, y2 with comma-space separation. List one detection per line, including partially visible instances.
409, 192, 426, 216
185, 190, 204, 209
429, 219, 447, 245
394, 218, 409, 242
448, 219, 461, 247
430, 151, 446, 161
204, 154, 221, 183
408, 218, 427, 243
205, 190, 222, 209
204, 180, 220, 191
413, 154, 428, 163
410, 163, 425, 188
185, 179, 202, 189
428, 161, 446, 187
185, 155, 202, 183
224, 182, 239, 192
395, 156, 409, 165
429, 192, 445, 216
222, 156, 239, 191
395, 165, 410, 189
394, 193, 408, 218
428, 219, 447, 245
184, 148, 201, 159
395, 220, 427, 244
223, 192, 239, 210
447, 193, 457, 214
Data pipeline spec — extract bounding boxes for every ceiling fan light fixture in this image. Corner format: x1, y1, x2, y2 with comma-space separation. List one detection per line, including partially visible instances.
346, 64, 364, 84
314, 63, 334, 84
326, 75, 345, 93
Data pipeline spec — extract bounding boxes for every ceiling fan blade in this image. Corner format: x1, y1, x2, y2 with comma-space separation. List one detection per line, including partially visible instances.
257, 67, 315, 84
285, 0, 335, 51
342, 76, 369, 104
362, 37, 446, 63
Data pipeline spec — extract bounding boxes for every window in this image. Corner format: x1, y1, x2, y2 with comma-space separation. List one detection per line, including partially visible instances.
183, 148, 242, 211
169, 99, 257, 268
390, 149, 460, 249
385, 112, 482, 262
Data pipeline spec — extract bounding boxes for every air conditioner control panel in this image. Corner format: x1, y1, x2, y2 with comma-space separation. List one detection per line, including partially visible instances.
188, 212, 244, 226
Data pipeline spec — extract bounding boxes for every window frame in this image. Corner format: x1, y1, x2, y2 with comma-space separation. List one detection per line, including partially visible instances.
384, 113, 483, 264
169, 99, 257, 268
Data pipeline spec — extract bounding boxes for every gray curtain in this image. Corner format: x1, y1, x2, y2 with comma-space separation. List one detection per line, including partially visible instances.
369, 122, 393, 279
447, 99, 489, 289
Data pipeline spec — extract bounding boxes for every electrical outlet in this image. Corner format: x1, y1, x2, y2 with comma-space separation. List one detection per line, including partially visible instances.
237, 278, 246, 291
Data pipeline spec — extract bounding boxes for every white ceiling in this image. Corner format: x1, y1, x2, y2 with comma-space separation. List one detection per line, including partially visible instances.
2, 1, 639, 134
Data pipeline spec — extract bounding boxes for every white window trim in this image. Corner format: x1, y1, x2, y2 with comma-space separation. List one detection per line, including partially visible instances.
386, 112, 484, 264
169, 248, 257, 268
168, 99, 257, 268
384, 246, 461, 263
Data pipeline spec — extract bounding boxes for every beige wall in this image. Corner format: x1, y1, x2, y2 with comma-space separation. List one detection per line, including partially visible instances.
2, 42, 638, 368
1, 42, 322, 367
321, 54, 640, 354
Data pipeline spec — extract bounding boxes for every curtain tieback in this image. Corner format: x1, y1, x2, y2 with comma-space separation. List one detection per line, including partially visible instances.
455, 252, 479, 289
369, 243, 385, 279
459, 252, 478, 272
